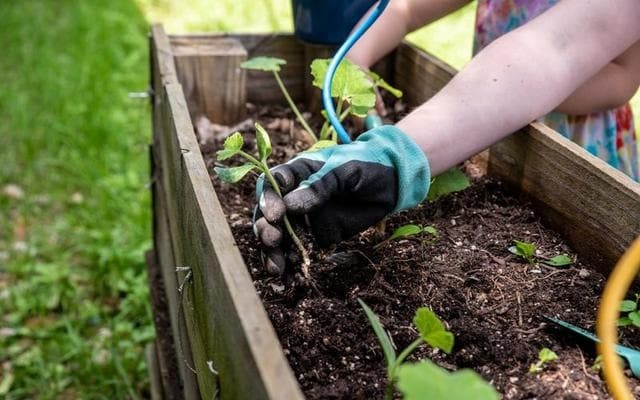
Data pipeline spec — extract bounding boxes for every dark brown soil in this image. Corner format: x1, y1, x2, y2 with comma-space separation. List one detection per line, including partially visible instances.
198, 104, 640, 400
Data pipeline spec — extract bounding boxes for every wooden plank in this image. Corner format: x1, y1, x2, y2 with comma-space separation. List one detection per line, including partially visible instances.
173, 37, 247, 125
150, 24, 201, 400
393, 41, 456, 107
489, 122, 640, 271
171, 34, 306, 104
144, 247, 181, 400
145, 344, 164, 400
159, 82, 304, 399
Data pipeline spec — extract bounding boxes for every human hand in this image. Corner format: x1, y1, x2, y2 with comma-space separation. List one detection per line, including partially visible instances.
253, 125, 431, 274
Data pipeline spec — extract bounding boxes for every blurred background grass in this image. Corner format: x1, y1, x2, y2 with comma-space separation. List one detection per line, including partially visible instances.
0, 1, 637, 398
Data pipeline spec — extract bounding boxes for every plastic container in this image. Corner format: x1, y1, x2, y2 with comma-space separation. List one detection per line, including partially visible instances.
291, 0, 377, 44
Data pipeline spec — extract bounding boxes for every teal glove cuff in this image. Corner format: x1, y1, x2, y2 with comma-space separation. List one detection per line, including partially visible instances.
357, 125, 431, 211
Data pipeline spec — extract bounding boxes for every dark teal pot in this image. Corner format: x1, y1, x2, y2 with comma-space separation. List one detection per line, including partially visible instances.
291, 0, 378, 44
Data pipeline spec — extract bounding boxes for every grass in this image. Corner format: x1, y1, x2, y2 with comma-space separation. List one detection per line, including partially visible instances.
0, 1, 152, 398
1, 1, 637, 398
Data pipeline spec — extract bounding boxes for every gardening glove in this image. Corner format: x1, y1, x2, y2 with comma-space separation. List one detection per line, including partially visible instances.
253, 125, 431, 274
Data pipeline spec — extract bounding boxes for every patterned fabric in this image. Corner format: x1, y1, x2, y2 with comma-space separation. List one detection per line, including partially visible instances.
474, 0, 639, 181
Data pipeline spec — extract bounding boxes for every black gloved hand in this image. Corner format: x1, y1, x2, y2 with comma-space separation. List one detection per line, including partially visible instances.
253, 125, 431, 274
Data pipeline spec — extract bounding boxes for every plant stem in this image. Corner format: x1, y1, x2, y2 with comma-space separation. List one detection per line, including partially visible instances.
273, 71, 317, 142
384, 338, 423, 400
241, 151, 312, 277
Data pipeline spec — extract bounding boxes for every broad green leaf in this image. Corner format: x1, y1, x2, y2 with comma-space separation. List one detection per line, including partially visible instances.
240, 56, 286, 72
214, 164, 256, 183
413, 308, 454, 353
397, 360, 499, 400
427, 168, 471, 201
254, 123, 272, 161
368, 70, 403, 98
617, 317, 633, 327
304, 139, 336, 153
629, 311, 640, 327
216, 132, 244, 160
310, 58, 376, 117
358, 299, 396, 370
389, 224, 423, 241
538, 347, 558, 363
541, 254, 573, 267
620, 300, 637, 312
423, 226, 438, 236
509, 240, 536, 262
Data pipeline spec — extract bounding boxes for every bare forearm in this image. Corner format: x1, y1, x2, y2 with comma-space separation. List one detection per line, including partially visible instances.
347, 0, 470, 68
396, 0, 640, 175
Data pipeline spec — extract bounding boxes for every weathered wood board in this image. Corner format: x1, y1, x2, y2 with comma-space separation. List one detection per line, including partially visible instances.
149, 27, 640, 399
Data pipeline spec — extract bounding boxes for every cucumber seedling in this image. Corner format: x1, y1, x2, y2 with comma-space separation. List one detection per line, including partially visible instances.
214, 123, 311, 277
508, 240, 573, 267
374, 223, 437, 249
241, 57, 317, 143
358, 299, 498, 400
529, 347, 558, 373
618, 292, 640, 328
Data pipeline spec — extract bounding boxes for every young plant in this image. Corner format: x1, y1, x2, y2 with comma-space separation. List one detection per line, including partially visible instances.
310, 58, 402, 141
529, 347, 558, 373
508, 240, 573, 267
241, 57, 317, 143
618, 293, 640, 327
427, 168, 471, 201
358, 299, 497, 400
374, 224, 437, 249
213, 123, 311, 276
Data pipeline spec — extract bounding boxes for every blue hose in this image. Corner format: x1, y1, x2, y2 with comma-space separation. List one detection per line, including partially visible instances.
322, 0, 390, 144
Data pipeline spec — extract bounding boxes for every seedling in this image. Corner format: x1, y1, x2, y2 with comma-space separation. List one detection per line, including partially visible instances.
241, 57, 317, 143
618, 293, 640, 328
374, 224, 437, 249
214, 124, 311, 276
310, 58, 402, 141
427, 168, 471, 201
508, 240, 573, 267
358, 299, 497, 400
529, 347, 558, 373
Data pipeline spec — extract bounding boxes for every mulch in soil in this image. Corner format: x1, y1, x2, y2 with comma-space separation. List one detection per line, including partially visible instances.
198, 103, 640, 400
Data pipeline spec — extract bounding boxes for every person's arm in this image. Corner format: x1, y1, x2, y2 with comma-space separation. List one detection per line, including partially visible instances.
347, 0, 471, 68
397, 0, 640, 175
556, 40, 640, 115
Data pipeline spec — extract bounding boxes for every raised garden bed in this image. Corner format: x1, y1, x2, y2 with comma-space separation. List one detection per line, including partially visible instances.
145, 25, 640, 399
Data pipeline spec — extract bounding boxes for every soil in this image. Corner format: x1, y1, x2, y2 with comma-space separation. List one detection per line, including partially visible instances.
198, 104, 640, 400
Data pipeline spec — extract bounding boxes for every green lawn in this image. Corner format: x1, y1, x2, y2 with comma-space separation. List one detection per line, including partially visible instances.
1, 1, 637, 398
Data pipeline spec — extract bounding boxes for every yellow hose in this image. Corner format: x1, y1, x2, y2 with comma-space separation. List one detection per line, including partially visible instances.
596, 236, 640, 400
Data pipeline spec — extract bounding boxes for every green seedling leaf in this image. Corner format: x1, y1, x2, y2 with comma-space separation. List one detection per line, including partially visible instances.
240, 56, 286, 72
618, 317, 633, 327
427, 168, 471, 201
529, 347, 558, 373
214, 164, 256, 183
629, 311, 640, 327
413, 308, 454, 353
310, 58, 376, 117
541, 254, 573, 267
389, 224, 423, 241
254, 123, 272, 161
509, 240, 536, 262
423, 226, 438, 236
368, 70, 403, 98
620, 300, 637, 312
358, 299, 396, 370
216, 132, 244, 160
397, 360, 499, 400
304, 140, 336, 153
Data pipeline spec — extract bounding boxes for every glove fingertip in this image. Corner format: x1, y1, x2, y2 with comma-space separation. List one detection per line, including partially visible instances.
262, 249, 286, 275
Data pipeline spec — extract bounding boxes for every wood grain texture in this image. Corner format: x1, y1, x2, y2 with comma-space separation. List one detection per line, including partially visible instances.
150, 24, 201, 400
172, 37, 247, 125
146, 344, 164, 400
393, 40, 456, 107
171, 34, 306, 104
157, 82, 304, 399
489, 122, 640, 271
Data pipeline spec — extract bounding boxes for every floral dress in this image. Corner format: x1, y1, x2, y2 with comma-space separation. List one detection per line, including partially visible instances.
474, 0, 639, 181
